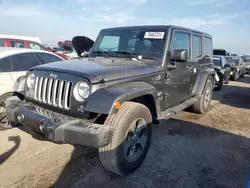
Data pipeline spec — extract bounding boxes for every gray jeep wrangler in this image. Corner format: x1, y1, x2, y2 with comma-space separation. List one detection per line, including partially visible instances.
5, 25, 215, 176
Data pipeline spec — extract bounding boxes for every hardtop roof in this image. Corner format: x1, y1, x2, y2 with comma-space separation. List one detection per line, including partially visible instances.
100, 25, 212, 38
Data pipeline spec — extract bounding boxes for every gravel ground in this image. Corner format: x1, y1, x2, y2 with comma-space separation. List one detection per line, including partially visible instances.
1, 76, 250, 188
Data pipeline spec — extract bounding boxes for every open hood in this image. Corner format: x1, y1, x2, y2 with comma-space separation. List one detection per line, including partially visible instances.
72, 36, 94, 57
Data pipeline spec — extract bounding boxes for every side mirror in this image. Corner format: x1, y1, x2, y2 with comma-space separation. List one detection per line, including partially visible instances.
224, 63, 231, 68
170, 49, 188, 62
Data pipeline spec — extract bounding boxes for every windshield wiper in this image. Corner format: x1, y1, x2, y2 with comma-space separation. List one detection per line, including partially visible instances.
92, 50, 109, 57
111, 51, 142, 61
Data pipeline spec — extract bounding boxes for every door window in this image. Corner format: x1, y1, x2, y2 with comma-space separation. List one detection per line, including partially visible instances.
0, 57, 11, 72
10, 41, 25, 48
203, 37, 212, 57
11, 53, 41, 71
28, 42, 44, 50
192, 35, 202, 58
170, 32, 190, 57
35, 53, 63, 64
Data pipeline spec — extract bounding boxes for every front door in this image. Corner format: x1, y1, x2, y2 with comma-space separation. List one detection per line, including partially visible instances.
163, 30, 191, 108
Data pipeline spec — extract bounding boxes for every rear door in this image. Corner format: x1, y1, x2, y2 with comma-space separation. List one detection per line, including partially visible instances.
0, 57, 14, 96
10, 53, 41, 82
186, 33, 203, 97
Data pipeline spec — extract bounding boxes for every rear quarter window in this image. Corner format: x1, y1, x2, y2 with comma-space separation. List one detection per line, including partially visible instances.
35, 53, 63, 64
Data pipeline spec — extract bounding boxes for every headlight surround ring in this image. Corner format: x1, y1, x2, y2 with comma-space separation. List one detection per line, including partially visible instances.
27, 73, 36, 89
73, 81, 90, 102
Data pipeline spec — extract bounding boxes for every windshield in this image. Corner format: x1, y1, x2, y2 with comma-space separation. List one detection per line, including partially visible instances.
225, 56, 232, 62
230, 57, 240, 65
213, 57, 222, 67
241, 56, 250, 63
91, 28, 167, 62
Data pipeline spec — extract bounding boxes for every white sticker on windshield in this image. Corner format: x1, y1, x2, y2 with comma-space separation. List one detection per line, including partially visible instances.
144, 32, 165, 39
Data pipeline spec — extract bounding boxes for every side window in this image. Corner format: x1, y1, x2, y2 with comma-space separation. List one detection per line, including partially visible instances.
0, 57, 12, 72
0, 39, 4, 47
35, 53, 63, 64
99, 36, 120, 51
10, 41, 25, 48
170, 32, 190, 57
203, 37, 212, 57
28, 42, 44, 50
11, 53, 41, 71
192, 35, 202, 58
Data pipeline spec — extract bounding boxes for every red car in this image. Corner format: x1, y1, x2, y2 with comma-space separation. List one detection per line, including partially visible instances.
0, 36, 68, 60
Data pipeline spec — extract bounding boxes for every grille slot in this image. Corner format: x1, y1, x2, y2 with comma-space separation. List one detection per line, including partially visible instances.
34, 76, 72, 110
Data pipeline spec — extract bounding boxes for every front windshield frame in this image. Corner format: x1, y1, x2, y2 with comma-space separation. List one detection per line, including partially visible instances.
90, 27, 168, 64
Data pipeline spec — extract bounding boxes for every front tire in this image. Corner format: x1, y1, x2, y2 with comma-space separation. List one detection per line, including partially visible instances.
99, 102, 152, 176
191, 78, 213, 114
0, 92, 18, 129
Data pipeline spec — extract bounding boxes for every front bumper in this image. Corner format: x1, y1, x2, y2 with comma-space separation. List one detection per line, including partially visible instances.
5, 96, 113, 147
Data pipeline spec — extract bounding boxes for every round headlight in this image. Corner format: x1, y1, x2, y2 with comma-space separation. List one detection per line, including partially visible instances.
78, 82, 90, 99
73, 81, 90, 101
27, 73, 35, 89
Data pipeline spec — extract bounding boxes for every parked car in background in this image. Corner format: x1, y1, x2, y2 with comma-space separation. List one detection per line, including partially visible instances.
0, 47, 65, 129
0, 35, 68, 60
213, 55, 231, 90
225, 56, 246, 81
56, 45, 74, 54
44, 45, 59, 52
241, 55, 250, 74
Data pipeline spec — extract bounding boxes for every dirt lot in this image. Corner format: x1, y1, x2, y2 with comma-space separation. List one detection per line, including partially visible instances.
1, 77, 250, 188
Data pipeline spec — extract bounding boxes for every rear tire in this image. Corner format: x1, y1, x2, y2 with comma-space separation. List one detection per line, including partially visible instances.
0, 92, 18, 129
99, 102, 152, 176
191, 78, 213, 114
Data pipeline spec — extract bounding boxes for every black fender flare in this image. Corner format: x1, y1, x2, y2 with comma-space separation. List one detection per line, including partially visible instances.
192, 68, 216, 96
84, 82, 160, 116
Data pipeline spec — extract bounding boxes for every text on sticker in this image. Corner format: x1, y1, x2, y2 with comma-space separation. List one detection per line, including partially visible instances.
144, 32, 165, 39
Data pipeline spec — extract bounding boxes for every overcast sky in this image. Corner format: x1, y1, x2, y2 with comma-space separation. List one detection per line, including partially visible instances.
0, 0, 250, 54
